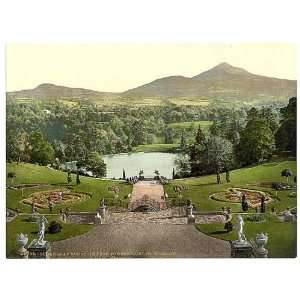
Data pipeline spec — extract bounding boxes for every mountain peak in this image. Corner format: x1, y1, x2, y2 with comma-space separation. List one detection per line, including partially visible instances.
213, 62, 249, 74
193, 62, 250, 80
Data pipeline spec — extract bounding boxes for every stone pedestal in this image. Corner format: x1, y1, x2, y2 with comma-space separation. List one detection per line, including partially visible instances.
28, 239, 51, 259
254, 248, 268, 258
231, 240, 253, 258
16, 248, 29, 259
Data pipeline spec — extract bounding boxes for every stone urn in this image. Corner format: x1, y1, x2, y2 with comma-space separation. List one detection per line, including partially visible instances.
16, 233, 29, 258
255, 233, 268, 258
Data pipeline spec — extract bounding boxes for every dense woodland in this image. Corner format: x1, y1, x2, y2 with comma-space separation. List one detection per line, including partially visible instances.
6, 98, 296, 178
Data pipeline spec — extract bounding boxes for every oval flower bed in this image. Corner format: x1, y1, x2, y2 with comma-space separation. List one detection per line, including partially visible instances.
22, 189, 91, 209
210, 188, 273, 208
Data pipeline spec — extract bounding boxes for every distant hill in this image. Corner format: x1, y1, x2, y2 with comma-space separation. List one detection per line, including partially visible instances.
6, 83, 119, 102
123, 62, 296, 102
7, 63, 297, 103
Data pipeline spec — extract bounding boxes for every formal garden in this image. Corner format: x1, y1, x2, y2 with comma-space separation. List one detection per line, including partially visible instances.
6, 158, 296, 258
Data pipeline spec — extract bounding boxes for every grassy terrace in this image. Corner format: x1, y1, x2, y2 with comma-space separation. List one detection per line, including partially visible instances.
6, 163, 132, 214
165, 160, 297, 257
6, 163, 133, 257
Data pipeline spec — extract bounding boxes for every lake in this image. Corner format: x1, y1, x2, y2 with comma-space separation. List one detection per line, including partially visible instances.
103, 152, 177, 179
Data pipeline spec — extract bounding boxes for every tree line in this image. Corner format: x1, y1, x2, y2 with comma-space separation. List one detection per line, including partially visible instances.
175, 97, 296, 179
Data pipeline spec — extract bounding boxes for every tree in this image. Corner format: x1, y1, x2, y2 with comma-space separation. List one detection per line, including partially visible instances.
180, 130, 187, 152
189, 126, 207, 176
175, 154, 191, 178
172, 168, 175, 179
275, 97, 296, 156
281, 169, 292, 183
84, 152, 107, 177
237, 119, 274, 165
29, 132, 55, 165
207, 136, 233, 173
164, 127, 174, 144
122, 168, 126, 180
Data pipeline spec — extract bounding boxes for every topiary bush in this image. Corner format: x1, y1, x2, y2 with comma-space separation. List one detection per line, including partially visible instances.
48, 221, 62, 234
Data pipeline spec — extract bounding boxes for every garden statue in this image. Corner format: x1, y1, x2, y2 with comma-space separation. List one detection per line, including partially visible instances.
236, 214, 247, 243
36, 215, 48, 246
186, 200, 195, 224
16, 233, 29, 258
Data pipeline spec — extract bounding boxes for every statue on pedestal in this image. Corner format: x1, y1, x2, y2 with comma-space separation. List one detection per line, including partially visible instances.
36, 215, 48, 246
236, 214, 247, 243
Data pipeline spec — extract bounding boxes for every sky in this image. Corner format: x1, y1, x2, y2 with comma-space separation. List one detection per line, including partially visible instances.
6, 44, 297, 92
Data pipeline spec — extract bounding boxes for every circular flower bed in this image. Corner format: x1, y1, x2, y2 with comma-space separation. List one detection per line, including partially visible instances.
22, 189, 90, 209
210, 188, 273, 208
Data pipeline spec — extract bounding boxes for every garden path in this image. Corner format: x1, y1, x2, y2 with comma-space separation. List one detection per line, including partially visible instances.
51, 223, 231, 258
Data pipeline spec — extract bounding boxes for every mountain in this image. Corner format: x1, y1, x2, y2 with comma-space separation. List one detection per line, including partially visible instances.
123, 63, 296, 101
6, 83, 119, 102
7, 63, 297, 103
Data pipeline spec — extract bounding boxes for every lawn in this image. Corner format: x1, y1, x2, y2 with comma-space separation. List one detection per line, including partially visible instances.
6, 162, 133, 258
168, 120, 213, 131
6, 163, 132, 214
6, 215, 92, 258
165, 159, 297, 257
134, 143, 179, 153
196, 214, 297, 258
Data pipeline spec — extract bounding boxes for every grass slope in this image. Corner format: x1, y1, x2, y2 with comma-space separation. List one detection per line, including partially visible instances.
165, 160, 297, 258
6, 163, 132, 213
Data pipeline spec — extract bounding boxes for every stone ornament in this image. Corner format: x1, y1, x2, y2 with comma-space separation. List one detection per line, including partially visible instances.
36, 214, 48, 246
16, 233, 29, 258
236, 214, 247, 243
255, 233, 268, 257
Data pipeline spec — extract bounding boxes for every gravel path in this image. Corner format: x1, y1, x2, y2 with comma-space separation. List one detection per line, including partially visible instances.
51, 224, 231, 258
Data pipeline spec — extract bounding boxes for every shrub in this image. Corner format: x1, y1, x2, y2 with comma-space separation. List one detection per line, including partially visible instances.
24, 215, 37, 223
245, 214, 266, 223
224, 221, 233, 232
48, 221, 62, 234
272, 182, 284, 190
